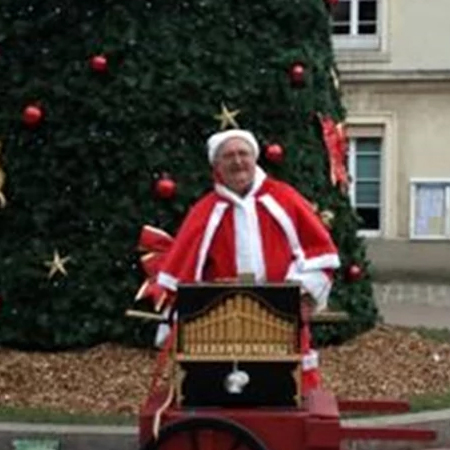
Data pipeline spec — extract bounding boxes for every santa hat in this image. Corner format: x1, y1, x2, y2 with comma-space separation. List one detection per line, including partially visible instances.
206, 129, 260, 164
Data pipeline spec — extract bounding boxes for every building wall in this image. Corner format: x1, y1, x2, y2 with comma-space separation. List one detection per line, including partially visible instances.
389, 0, 450, 71
366, 238, 450, 281
335, 0, 450, 74
343, 80, 450, 239
333, 0, 450, 278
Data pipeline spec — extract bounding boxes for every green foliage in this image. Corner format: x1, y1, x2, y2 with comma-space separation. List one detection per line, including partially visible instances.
0, 0, 379, 349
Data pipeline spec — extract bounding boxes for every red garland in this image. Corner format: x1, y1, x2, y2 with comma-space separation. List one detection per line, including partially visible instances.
318, 114, 349, 193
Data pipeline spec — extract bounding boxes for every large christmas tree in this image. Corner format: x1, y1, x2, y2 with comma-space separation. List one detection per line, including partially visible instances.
0, 0, 378, 350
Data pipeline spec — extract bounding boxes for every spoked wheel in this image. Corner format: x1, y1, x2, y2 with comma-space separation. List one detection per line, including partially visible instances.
141, 416, 269, 450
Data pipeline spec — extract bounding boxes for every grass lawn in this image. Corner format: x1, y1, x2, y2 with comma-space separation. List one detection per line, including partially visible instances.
0, 406, 136, 426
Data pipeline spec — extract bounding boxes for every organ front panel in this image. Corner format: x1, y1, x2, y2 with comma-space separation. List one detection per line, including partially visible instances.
177, 292, 298, 361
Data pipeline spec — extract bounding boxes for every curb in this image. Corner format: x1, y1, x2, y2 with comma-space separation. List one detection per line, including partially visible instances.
0, 423, 138, 450
1, 410, 448, 450
343, 409, 450, 449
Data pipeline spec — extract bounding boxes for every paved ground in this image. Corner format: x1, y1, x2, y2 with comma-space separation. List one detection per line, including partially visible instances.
373, 282, 450, 329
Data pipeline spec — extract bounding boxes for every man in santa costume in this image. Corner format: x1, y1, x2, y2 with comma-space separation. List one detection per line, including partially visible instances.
138, 128, 340, 395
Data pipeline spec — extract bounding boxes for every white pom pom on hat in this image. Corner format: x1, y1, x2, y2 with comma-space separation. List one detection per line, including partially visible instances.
206, 129, 260, 164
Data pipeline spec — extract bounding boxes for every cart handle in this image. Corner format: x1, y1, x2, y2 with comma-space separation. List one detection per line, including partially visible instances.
125, 309, 167, 322
310, 310, 349, 323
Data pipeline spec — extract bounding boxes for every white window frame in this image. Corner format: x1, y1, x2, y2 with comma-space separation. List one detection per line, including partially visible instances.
332, 0, 382, 51
347, 136, 383, 238
346, 114, 396, 239
409, 178, 450, 240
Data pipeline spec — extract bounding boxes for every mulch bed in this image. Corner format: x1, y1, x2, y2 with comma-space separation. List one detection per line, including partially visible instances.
1, 325, 449, 417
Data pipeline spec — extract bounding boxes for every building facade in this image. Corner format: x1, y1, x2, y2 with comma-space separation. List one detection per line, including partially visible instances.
333, 0, 450, 280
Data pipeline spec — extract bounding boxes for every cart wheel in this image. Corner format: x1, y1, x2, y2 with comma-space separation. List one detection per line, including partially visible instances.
141, 416, 269, 450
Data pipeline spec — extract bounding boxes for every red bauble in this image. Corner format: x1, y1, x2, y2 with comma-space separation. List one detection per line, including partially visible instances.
22, 105, 43, 126
90, 54, 108, 73
265, 143, 284, 163
347, 264, 363, 281
156, 176, 176, 199
289, 63, 305, 86
327, 0, 339, 6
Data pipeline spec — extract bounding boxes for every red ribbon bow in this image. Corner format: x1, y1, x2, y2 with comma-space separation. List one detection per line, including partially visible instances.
319, 115, 349, 193
135, 225, 174, 302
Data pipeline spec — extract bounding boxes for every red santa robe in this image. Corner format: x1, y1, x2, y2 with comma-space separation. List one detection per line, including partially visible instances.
144, 166, 340, 394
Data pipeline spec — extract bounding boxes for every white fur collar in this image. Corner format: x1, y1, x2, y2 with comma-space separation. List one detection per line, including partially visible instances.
214, 166, 267, 205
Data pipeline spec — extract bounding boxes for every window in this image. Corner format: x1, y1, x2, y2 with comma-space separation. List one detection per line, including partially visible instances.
409, 180, 450, 240
332, 0, 380, 50
348, 137, 382, 234
332, 0, 377, 35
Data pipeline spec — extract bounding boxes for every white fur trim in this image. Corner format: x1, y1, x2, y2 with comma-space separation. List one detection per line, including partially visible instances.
207, 129, 260, 164
234, 197, 266, 281
302, 350, 319, 371
258, 194, 305, 264
215, 167, 267, 281
234, 204, 252, 275
214, 166, 266, 203
156, 272, 178, 291
246, 198, 266, 281
259, 193, 337, 309
288, 270, 332, 311
194, 202, 229, 281
143, 224, 172, 241
303, 254, 340, 271
258, 194, 340, 273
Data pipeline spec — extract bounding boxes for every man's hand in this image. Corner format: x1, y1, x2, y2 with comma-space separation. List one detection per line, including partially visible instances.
300, 293, 316, 323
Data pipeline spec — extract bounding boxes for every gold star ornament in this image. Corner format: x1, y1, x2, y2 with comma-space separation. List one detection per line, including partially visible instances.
44, 250, 71, 279
214, 103, 240, 130
320, 209, 335, 228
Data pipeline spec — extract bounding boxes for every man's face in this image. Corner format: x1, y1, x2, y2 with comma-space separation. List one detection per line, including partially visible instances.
214, 137, 257, 195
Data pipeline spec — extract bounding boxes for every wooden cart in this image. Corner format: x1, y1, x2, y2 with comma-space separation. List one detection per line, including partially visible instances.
131, 283, 437, 450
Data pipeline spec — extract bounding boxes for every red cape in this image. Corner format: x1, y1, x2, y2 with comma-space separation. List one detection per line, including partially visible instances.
153, 173, 340, 309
